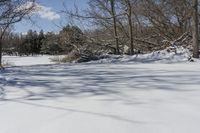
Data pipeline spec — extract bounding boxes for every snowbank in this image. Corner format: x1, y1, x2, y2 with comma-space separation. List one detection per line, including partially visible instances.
90, 46, 191, 64
2, 46, 195, 66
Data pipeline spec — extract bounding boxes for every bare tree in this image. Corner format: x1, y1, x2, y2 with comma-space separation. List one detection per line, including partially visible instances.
86, 0, 121, 54
62, 0, 198, 56
121, 0, 135, 55
191, 0, 199, 58
0, 0, 35, 68
141, 0, 191, 40
110, 0, 120, 54
62, 0, 122, 54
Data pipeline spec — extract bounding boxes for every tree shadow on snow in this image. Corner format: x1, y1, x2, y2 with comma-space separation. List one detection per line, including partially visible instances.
0, 63, 200, 103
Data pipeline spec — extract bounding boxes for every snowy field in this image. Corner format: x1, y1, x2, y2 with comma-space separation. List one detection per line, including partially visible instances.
0, 55, 200, 133
2, 55, 56, 66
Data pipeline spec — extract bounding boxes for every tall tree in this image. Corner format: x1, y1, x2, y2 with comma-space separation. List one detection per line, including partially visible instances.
121, 0, 135, 55
37, 30, 45, 54
110, 0, 120, 54
0, 0, 35, 67
191, 0, 199, 58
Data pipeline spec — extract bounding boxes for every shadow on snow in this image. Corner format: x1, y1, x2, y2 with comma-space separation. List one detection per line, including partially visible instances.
0, 63, 200, 102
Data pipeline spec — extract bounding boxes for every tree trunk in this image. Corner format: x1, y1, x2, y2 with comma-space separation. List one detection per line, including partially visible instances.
192, 0, 199, 58
126, 0, 134, 55
110, 0, 120, 54
0, 39, 2, 67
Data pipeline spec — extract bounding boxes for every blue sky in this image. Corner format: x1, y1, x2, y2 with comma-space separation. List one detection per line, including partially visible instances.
14, 0, 88, 33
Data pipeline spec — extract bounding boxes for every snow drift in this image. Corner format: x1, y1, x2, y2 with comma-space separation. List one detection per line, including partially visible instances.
90, 46, 191, 64
2, 46, 194, 66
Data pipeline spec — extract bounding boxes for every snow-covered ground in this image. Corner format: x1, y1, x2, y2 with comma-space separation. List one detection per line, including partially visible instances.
2, 55, 55, 66
1, 46, 192, 66
91, 46, 191, 64
1, 52, 200, 133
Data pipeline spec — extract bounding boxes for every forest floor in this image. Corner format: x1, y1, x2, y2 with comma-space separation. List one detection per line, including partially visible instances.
0, 55, 200, 133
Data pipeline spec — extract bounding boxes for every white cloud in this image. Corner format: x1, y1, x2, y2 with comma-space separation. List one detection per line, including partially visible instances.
19, 2, 60, 21
36, 4, 60, 21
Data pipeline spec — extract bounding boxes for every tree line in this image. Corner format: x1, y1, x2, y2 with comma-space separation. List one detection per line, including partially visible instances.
0, 0, 199, 67
2, 25, 86, 56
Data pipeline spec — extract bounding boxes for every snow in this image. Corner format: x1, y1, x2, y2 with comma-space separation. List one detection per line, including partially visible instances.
2, 55, 55, 66
2, 46, 191, 66
1, 51, 200, 133
91, 46, 191, 64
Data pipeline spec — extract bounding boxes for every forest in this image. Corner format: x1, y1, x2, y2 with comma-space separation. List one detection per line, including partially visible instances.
1, 0, 199, 65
